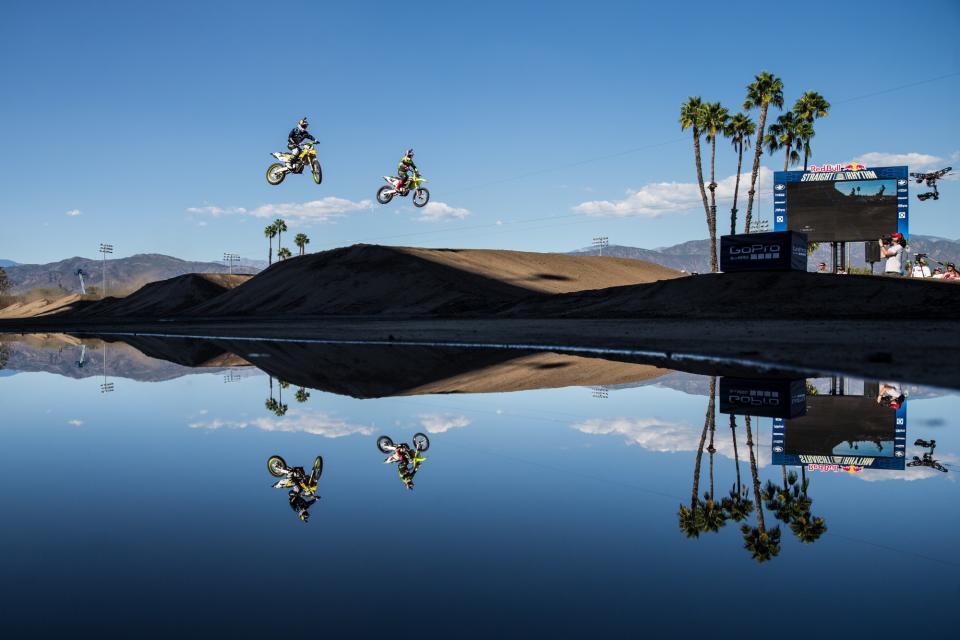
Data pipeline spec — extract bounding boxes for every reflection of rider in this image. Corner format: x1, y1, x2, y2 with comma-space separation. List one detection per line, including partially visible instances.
288, 489, 317, 523
397, 148, 417, 191
287, 117, 315, 168
394, 443, 419, 490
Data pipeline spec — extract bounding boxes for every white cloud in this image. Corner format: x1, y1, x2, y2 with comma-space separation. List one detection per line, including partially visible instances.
188, 197, 372, 224
416, 201, 470, 223
66, 419, 84, 427
855, 449, 957, 482
186, 205, 247, 216
418, 413, 471, 434
574, 167, 773, 218
853, 152, 943, 170
190, 409, 374, 438
65, 209, 81, 217
573, 417, 770, 466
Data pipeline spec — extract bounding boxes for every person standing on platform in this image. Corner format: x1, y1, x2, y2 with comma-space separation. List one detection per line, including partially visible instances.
879, 233, 905, 276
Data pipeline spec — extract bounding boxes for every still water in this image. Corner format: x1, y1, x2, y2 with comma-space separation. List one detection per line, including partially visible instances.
0, 335, 956, 635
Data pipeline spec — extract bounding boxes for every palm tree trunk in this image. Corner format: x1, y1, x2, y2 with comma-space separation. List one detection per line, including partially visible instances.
730, 413, 742, 495
708, 135, 718, 273
707, 409, 716, 502
744, 414, 766, 531
731, 142, 744, 236
783, 143, 791, 172
804, 146, 810, 171
691, 377, 717, 509
744, 103, 769, 233
692, 130, 716, 272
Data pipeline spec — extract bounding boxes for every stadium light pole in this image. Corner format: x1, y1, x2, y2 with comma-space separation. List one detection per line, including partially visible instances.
98, 243, 113, 299
592, 236, 609, 256
223, 252, 240, 275
100, 342, 114, 393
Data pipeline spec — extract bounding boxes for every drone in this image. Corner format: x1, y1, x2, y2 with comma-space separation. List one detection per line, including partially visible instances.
910, 166, 952, 201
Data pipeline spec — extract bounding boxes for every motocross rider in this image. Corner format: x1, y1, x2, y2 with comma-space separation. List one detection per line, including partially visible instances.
287, 117, 315, 168
288, 489, 317, 523
393, 443, 419, 490
396, 148, 418, 192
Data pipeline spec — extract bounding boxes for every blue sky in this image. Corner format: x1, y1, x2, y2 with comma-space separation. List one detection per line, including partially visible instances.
1, 0, 957, 264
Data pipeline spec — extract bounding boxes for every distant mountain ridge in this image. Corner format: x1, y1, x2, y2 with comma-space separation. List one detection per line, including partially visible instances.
4, 253, 262, 295
0, 259, 18, 268
571, 235, 960, 273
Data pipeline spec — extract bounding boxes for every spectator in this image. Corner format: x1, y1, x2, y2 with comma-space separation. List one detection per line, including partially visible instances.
943, 263, 960, 281
933, 267, 945, 279
817, 262, 827, 273
877, 383, 905, 409
911, 257, 931, 278
878, 233, 905, 276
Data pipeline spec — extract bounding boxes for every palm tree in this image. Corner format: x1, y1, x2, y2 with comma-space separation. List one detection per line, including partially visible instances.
764, 111, 801, 171
277, 247, 292, 260
741, 414, 781, 563
680, 97, 716, 272
294, 233, 310, 256
743, 72, 784, 233
793, 119, 815, 171
721, 415, 754, 523
273, 218, 288, 256
264, 224, 277, 265
793, 91, 830, 170
723, 113, 755, 235
678, 375, 715, 538
295, 387, 310, 403
702, 102, 729, 267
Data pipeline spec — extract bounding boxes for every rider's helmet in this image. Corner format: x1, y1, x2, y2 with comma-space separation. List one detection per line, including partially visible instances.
405, 148, 414, 158
299, 117, 309, 129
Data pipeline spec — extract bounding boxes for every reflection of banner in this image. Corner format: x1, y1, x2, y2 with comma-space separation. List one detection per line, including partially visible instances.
719, 377, 807, 419
772, 401, 907, 470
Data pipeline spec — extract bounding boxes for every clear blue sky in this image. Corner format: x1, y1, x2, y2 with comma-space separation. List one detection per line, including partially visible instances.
1, 0, 958, 264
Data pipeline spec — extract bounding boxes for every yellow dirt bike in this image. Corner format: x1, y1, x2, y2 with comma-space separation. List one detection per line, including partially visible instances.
266, 140, 322, 186
376, 172, 430, 207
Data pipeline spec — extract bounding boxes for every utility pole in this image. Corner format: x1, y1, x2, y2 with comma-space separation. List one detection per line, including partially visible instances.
98, 243, 113, 298
100, 342, 114, 393
223, 252, 240, 275
592, 236, 609, 256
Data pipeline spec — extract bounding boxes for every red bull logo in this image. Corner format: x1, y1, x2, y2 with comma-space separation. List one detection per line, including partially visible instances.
844, 162, 867, 171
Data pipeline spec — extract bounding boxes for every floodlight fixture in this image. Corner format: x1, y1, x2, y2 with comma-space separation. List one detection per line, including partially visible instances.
592, 236, 609, 256
223, 252, 241, 274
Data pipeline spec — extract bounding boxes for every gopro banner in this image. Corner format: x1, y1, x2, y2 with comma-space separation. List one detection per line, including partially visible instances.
719, 231, 808, 272
719, 377, 807, 419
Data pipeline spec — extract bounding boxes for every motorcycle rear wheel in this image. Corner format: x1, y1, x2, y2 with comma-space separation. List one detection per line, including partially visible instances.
311, 159, 323, 185
267, 455, 288, 477
266, 163, 286, 185
311, 456, 324, 482
376, 186, 394, 204
412, 432, 430, 452
377, 435, 395, 454
413, 188, 430, 208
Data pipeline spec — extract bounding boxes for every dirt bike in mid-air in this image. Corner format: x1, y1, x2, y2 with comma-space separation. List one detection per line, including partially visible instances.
266, 140, 322, 186
377, 433, 430, 490
376, 173, 430, 207
267, 454, 324, 522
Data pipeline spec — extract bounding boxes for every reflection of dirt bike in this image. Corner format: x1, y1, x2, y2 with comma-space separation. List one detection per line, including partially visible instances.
907, 439, 948, 473
376, 173, 430, 207
377, 433, 429, 490
267, 455, 324, 493
266, 140, 322, 186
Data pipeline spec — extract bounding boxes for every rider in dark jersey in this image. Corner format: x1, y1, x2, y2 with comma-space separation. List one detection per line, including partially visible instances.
287, 117, 316, 168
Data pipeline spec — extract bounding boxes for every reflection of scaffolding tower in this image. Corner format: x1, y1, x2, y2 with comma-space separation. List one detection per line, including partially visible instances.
223, 370, 243, 383
100, 343, 114, 393
591, 385, 609, 399
76, 344, 86, 369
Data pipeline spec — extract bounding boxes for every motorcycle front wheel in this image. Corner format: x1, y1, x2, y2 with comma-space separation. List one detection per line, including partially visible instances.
377, 435, 395, 454
376, 186, 394, 204
413, 188, 430, 208
311, 159, 323, 185
412, 432, 430, 452
267, 455, 288, 477
266, 163, 286, 185
311, 456, 324, 482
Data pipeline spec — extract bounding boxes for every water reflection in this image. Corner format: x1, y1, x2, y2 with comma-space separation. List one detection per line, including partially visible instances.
267, 454, 323, 523
377, 433, 430, 490
909, 439, 949, 473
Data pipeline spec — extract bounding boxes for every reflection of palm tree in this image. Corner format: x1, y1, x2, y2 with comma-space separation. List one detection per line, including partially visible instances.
295, 387, 310, 403
677, 377, 719, 536
721, 414, 754, 523
741, 415, 781, 563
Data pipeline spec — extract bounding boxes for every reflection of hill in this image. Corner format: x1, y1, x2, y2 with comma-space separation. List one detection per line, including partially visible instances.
0, 334, 245, 382
785, 396, 893, 455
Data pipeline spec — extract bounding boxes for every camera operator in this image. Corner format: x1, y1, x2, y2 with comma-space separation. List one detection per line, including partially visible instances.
910, 255, 931, 278
878, 233, 905, 276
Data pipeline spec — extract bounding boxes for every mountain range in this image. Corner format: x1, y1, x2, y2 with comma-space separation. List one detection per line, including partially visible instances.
2, 254, 263, 295
0, 259, 18, 268
571, 234, 960, 273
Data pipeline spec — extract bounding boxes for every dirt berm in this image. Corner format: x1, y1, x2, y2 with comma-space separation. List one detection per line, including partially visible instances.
181, 244, 681, 317
74, 273, 251, 318
503, 271, 960, 319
